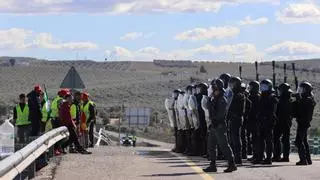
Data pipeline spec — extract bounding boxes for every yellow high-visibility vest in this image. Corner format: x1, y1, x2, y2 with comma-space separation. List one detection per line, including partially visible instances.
51, 96, 62, 118
16, 104, 31, 126
41, 104, 48, 123
81, 101, 95, 123
70, 103, 80, 120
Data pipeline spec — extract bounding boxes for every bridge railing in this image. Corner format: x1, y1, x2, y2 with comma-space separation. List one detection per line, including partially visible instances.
0, 126, 69, 180
95, 128, 113, 146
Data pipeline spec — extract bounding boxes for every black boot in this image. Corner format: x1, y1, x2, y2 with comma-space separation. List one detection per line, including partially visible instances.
307, 158, 312, 165
272, 156, 281, 162
296, 160, 308, 166
280, 157, 290, 162
262, 158, 272, 165
203, 163, 217, 173
224, 161, 237, 173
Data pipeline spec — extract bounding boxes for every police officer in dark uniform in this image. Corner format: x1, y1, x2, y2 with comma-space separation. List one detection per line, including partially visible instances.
294, 82, 316, 165
218, 73, 231, 160
240, 83, 252, 159
227, 77, 246, 164
254, 79, 278, 165
203, 79, 237, 173
196, 83, 208, 156
247, 81, 261, 162
273, 83, 293, 162
219, 73, 231, 89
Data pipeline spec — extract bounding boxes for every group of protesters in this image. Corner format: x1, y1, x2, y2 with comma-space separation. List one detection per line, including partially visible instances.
13, 85, 96, 155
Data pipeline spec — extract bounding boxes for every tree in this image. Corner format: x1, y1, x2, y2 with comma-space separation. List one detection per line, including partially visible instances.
200, 65, 207, 73
9, 58, 15, 66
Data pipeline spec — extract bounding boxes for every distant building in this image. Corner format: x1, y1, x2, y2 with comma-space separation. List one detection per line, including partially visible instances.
153, 59, 195, 68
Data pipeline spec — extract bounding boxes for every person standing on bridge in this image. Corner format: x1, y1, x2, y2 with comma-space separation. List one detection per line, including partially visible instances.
27, 85, 43, 136
13, 94, 31, 143
247, 81, 261, 162
60, 92, 92, 154
196, 82, 208, 156
81, 92, 97, 148
204, 79, 237, 173
70, 91, 82, 153
273, 83, 293, 162
227, 77, 246, 165
253, 79, 278, 165
51, 89, 68, 155
293, 82, 316, 166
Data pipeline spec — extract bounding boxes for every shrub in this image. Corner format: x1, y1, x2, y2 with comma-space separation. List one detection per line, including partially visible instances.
200, 65, 207, 73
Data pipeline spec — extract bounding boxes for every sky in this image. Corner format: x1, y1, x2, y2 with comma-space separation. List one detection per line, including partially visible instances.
0, 0, 319, 62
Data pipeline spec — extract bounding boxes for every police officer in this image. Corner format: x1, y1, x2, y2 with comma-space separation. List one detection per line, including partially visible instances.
203, 79, 237, 173
196, 82, 208, 156
219, 73, 231, 90
185, 85, 195, 155
169, 89, 180, 153
240, 83, 252, 159
189, 85, 201, 156
173, 89, 183, 153
254, 79, 278, 165
294, 82, 316, 165
227, 77, 245, 164
247, 81, 261, 162
178, 90, 189, 154
273, 83, 293, 162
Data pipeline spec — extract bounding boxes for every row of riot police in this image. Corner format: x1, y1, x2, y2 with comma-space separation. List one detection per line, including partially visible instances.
165, 73, 316, 173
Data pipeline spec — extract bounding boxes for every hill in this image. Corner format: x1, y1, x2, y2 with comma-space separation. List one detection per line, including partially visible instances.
1, 57, 320, 137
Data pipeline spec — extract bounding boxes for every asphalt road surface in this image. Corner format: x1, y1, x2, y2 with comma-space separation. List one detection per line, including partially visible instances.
52, 134, 320, 180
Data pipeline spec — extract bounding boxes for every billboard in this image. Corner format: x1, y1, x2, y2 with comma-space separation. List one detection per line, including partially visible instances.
124, 107, 151, 127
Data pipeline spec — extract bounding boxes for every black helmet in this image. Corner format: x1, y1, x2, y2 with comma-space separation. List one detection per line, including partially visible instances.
219, 73, 231, 88
197, 82, 209, 89
299, 81, 313, 94
249, 81, 260, 93
229, 76, 242, 90
173, 89, 182, 93
186, 85, 193, 91
210, 78, 217, 86
278, 83, 293, 94
260, 79, 273, 92
212, 79, 225, 93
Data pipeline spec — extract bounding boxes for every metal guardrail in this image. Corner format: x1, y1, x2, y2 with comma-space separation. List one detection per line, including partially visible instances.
0, 126, 69, 180
94, 128, 112, 146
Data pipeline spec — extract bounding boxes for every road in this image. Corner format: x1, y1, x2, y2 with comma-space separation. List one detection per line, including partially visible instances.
51, 133, 320, 180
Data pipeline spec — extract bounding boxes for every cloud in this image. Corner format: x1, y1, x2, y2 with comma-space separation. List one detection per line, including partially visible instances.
192, 43, 257, 55
120, 32, 143, 40
276, 3, 320, 24
0, 28, 33, 49
105, 43, 260, 61
120, 32, 156, 40
175, 26, 240, 41
137, 47, 160, 55
0, 28, 99, 51
265, 41, 320, 55
238, 16, 268, 25
0, 0, 279, 14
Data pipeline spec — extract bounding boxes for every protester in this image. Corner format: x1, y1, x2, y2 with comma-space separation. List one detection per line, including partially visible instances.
60, 92, 92, 154
13, 94, 31, 143
81, 92, 96, 148
27, 85, 43, 136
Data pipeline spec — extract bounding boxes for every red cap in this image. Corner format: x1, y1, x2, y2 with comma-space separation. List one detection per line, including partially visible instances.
58, 89, 69, 97
34, 85, 42, 93
81, 92, 89, 101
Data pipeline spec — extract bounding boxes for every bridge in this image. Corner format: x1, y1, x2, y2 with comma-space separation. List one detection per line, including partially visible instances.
3, 126, 320, 180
